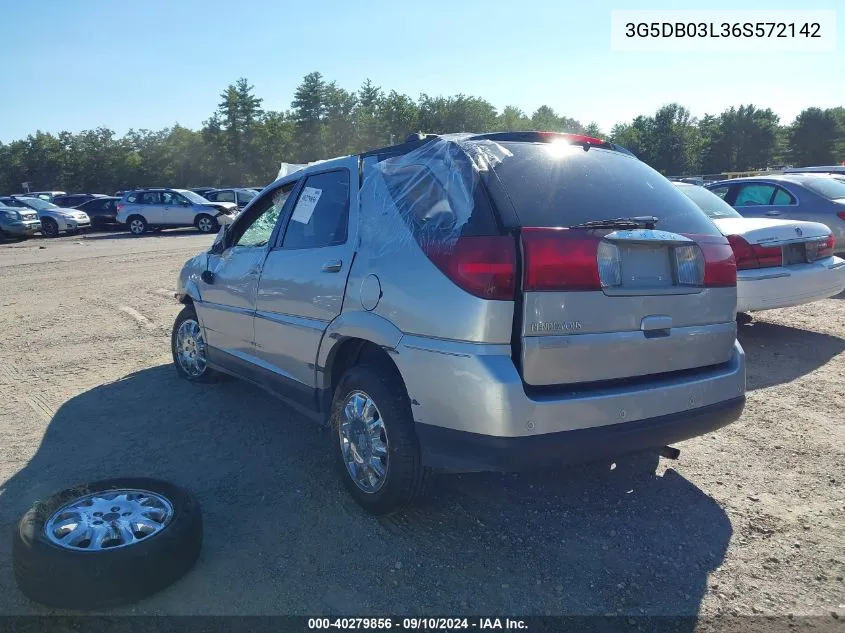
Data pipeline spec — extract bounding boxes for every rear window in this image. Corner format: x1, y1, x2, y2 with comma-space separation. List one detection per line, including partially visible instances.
800, 176, 845, 200
489, 142, 721, 236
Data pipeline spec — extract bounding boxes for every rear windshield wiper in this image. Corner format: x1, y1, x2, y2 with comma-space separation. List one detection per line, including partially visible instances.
568, 216, 660, 230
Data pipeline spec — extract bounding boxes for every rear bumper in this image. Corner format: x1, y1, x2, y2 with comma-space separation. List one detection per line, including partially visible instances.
737, 256, 845, 312
392, 335, 746, 472
417, 396, 745, 472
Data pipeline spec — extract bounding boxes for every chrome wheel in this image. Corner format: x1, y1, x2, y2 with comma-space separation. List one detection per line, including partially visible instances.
44, 489, 174, 551
175, 319, 207, 376
197, 216, 214, 233
338, 390, 389, 493
129, 218, 145, 234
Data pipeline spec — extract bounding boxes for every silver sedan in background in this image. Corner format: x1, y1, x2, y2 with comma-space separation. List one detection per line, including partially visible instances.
706, 174, 845, 255
0, 196, 91, 237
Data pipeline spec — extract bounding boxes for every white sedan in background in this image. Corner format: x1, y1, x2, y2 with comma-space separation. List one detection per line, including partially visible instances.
675, 182, 845, 321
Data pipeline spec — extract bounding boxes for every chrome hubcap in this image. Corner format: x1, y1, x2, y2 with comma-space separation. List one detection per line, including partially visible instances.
338, 391, 388, 493
175, 319, 207, 376
130, 220, 144, 234
44, 489, 173, 551
198, 218, 213, 232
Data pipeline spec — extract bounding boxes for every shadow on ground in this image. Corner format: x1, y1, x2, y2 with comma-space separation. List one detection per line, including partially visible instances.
1, 365, 731, 621
738, 321, 845, 390
81, 228, 203, 241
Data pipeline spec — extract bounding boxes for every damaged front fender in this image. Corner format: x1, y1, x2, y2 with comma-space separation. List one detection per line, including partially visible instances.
176, 252, 208, 304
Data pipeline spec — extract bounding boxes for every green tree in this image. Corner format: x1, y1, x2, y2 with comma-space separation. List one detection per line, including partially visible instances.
355, 78, 384, 150
215, 78, 264, 182
584, 122, 603, 138
790, 107, 840, 166
609, 116, 652, 161
531, 105, 560, 132
291, 71, 326, 161
323, 82, 357, 156
253, 111, 296, 184
497, 106, 532, 132
381, 90, 419, 144
647, 104, 700, 175
3, 73, 843, 195
830, 107, 845, 163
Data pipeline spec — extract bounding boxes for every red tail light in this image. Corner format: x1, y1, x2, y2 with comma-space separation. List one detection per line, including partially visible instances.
423, 236, 516, 300
522, 228, 737, 291
837, 211, 845, 222
116, 203, 124, 212
522, 228, 602, 291
818, 233, 835, 259
726, 234, 782, 270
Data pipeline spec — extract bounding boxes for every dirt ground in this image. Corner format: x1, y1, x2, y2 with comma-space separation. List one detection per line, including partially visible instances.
0, 229, 843, 621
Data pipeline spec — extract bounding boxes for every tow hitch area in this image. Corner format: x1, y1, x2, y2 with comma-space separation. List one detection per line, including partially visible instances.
657, 445, 681, 460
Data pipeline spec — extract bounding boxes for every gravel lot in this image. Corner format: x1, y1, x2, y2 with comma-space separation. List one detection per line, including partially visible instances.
0, 230, 843, 621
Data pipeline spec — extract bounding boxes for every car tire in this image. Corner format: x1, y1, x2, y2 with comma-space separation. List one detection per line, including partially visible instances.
127, 215, 147, 236
737, 312, 753, 325
171, 304, 218, 382
195, 214, 218, 234
13, 477, 202, 610
40, 218, 60, 238
330, 363, 430, 515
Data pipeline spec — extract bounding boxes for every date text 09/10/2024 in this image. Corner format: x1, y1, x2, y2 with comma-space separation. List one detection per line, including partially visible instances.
307, 618, 528, 630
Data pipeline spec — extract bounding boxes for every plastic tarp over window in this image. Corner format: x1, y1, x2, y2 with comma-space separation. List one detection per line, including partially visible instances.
276, 159, 332, 181
277, 162, 308, 180
359, 135, 511, 258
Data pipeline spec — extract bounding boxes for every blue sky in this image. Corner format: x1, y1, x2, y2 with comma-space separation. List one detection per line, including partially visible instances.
1, 0, 842, 142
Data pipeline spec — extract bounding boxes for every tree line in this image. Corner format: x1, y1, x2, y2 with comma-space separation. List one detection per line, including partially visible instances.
2, 73, 844, 195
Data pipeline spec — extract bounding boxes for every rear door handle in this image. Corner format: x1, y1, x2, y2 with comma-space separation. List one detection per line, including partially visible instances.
766, 210, 781, 216
322, 259, 343, 273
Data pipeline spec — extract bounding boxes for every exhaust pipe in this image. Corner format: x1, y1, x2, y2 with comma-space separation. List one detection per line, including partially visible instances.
657, 445, 680, 460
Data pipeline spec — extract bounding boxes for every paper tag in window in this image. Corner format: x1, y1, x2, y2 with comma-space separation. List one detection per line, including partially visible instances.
291, 187, 322, 224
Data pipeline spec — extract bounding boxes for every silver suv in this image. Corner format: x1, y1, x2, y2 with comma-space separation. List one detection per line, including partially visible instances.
117, 188, 239, 235
172, 132, 746, 514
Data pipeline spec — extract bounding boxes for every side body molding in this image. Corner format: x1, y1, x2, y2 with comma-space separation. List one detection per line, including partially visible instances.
316, 310, 404, 390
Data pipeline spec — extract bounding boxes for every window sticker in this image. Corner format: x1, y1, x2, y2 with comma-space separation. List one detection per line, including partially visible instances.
291, 187, 322, 224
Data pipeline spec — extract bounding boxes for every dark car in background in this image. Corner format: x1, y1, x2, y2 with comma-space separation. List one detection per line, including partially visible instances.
75, 196, 121, 229
190, 187, 216, 198
52, 193, 108, 208
203, 187, 257, 210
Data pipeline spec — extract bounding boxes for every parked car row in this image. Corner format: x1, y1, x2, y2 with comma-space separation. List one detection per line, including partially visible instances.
169, 131, 843, 514
0, 186, 263, 240
0, 196, 91, 237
